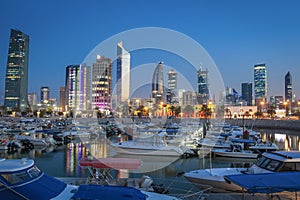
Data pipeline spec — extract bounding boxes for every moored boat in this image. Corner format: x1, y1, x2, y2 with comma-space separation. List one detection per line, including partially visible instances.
184, 151, 300, 192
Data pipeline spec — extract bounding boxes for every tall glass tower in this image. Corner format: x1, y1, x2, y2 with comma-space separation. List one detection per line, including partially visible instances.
285, 72, 292, 102
166, 69, 177, 103
241, 83, 252, 106
40, 87, 50, 104
92, 55, 112, 110
254, 64, 267, 105
116, 42, 130, 104
4, 29, 29, 112
152, 62, 164, 103
197, 66, 209, 104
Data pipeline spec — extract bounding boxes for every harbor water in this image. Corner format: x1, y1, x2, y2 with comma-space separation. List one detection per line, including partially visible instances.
1, 128, 298, 181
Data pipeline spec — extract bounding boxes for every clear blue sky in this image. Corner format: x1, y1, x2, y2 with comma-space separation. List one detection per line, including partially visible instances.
1, 0, 300, 102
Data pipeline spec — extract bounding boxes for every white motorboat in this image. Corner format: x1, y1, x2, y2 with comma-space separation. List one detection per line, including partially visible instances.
249, 142, 279, 152
211, 148, 259, 159
184, 151, 300, 192
111, 133, 193, 157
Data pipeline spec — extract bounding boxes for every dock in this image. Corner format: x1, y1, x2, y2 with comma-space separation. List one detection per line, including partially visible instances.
205, 192, 297, 200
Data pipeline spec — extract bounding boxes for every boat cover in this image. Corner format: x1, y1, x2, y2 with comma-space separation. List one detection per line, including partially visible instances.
79, 157, 142, 170
224, 172, 300, 194
71, 184, 147, 200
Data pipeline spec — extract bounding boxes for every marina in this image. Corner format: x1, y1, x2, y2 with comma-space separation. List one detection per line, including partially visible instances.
0, 117, 300, 199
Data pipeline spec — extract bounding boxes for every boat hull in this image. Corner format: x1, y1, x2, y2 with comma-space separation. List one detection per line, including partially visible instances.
111, 145, 182, 157
184, 168, 246, 193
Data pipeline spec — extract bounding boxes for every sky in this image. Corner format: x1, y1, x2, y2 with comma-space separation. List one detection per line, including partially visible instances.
1, 0, 300, 102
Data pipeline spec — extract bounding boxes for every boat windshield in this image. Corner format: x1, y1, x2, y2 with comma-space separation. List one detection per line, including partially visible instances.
278, 162, 300, 172
0, 166, 41, 184
255, 156, 283, 172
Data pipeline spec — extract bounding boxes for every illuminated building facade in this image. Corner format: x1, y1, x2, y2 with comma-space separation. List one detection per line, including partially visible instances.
116, 42, 130, 104
4, 29, 29, 112
40, 87, 50, 104
92, 55, 112, 110
285, 72, 292, 102
152, 62, 164, 103
197, 66, 209, 104
254, 64, 268, 105
65, 64, 91, 112
166, 69, 177, 103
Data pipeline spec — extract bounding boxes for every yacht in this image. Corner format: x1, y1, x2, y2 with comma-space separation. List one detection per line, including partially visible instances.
0, 158, 181, 200
184, 151, 300, 192
111, 133, 193, 157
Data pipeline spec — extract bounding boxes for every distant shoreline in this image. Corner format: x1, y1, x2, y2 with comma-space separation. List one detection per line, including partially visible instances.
225, 119, 300, 132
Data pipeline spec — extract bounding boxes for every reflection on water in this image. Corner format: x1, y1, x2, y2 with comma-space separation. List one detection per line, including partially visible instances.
257, 129, 300, 151
1, 128, 299, 179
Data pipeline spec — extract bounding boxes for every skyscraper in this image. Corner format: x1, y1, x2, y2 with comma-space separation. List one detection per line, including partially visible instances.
59, 87, 66, 112
166, 69, 177, 103
40, 87, 50, 104
152, 62, 164, 103
92, 55, 112, 110
285, 72, 292, 102
241, 83, 252, 106
28, 92, 37, 107
254, 64, 268, 105
65, 64, 91, 114
116, 42, 130, 104
197, 66, 209, 104
168, 69, 177, 91
4, 29, 29, 112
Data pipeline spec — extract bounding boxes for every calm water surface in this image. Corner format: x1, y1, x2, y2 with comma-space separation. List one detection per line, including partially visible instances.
1, 128, 299, 180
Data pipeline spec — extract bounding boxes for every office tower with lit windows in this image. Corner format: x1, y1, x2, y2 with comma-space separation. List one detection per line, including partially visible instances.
241, 83, 252, 106
116, 42, 130, 104
197, 65, 209, 104
40, 87, 50, 104
152, 62, 164, 103
285, 72, 292, 102
65, 64, 90, 113
166, 69, 177, 103
92, 55, 112, 110
4, 29, 29, 112
254, 64, 268, 105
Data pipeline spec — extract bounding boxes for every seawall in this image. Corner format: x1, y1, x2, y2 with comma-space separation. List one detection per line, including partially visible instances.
225, 119, 300, 131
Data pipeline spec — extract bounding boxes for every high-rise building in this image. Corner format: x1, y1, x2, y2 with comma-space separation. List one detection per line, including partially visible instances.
116, 42, 130, 104
40, 87, 50, 104
152, 62, 164, 103
65, 64, 90, 113
166, 69, 177, 103
254, 64, 268, 105
241, 83, 252, 106
92, 55, 112, 110
28, 92, 37, 106
197, 66, 209, 104
59, 87, 66, 112
285, 72, 292, 102
168, 69, 177, 91
81, 63, 91, 111
4, 29, 29, 112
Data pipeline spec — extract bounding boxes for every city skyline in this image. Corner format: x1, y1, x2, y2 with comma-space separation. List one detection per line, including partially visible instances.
1, 1, 300, 102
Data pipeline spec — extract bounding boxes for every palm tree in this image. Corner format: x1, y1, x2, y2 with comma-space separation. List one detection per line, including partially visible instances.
183, 105, 194, 117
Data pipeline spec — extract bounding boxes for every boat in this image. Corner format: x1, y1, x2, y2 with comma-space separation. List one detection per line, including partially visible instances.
0, 158, 183, 200
184, 151, 300, 193
211, 148, 259, 159
249, 142, 279, 152
111, 133, 193, 157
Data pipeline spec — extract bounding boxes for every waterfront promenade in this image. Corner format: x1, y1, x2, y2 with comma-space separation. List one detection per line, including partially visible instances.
226, 119, 300, 132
